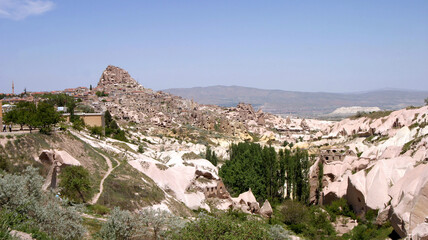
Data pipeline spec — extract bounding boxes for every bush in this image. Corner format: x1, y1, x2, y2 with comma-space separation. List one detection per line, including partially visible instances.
324, 198, 356, 221
182, 152, 200, 160
96, 91, 108, 97
279, 200, 336, 239
99, 208, 182, 240
281, 200, 307, 226
99, 208, 138, 240
59, 166, 92, 203
0, 167, 85, 239
268, 225, 291, 240
171, 212, 272, 240
137, 145, 144, 153
71, 117, 85, 131
87, 204, 111, 216
0, 210, 13, 239
0, 156, 7, 172
89, 126, 104, 137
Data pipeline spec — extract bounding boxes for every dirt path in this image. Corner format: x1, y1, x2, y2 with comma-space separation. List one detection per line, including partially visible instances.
89, 152, 120, 204
81, 213, 107, 222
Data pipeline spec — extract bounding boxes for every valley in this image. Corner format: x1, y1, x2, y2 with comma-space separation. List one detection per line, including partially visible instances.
1, 66, 427, 239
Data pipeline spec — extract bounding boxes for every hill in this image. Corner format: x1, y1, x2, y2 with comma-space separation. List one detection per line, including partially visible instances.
164, 86, 428, 117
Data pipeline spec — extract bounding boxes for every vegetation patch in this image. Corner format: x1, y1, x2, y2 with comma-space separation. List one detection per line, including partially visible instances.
182, 151, 200, 160
350, 110, 393, 120
98, 162, 164, 211
220, 142, 311, 203
156, 163, 169, 171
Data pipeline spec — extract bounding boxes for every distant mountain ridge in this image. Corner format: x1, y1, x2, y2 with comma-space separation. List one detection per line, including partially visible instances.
164, 86, 428, 117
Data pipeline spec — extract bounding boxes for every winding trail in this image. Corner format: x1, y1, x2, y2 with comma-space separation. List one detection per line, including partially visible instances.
90, 152, 120, 204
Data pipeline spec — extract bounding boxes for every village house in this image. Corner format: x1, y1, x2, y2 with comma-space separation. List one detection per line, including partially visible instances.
320, 148, 356, 163
204, 180, 229, 199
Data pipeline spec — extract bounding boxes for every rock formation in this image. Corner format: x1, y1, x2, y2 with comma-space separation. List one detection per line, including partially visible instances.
260, 199, 273, 218
38, 150, 81, 190
83, 65, 329, 143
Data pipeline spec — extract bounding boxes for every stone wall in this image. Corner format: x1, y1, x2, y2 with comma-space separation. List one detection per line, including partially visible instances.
64, 113, 104, 128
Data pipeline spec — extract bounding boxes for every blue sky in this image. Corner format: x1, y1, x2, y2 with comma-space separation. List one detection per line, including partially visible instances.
1, 0, 427, 94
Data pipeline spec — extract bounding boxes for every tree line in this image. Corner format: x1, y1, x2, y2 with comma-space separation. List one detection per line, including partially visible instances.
219, 142, 312, 204
3, 101, 61, 134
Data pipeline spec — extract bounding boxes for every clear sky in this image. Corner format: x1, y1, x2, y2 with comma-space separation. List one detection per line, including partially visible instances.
1, 0, 427, 94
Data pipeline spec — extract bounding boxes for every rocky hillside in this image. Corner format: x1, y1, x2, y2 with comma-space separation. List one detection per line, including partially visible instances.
310, 106, 428, 238
3, 65, 427, 239
87, 65, 329, 144
86, 66, 428, 239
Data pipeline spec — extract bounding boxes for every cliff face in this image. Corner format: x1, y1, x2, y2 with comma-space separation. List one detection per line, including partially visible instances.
317, 106, 428, 238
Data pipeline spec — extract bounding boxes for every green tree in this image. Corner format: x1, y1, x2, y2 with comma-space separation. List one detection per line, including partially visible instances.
35, 101, 62, 134
316, 160, 324, 204
72, 116, 85, 131
96, 91, 108, 97
292, 148, 310, 203
219, 143, 266, 201
425, 97, 428, 105
3, 102, 37, 131
59, 166, 92, 203
205, 146, 218, 166
220, 142, 311, 203
211, 151, 218, 166
40, 93, 74, 107
263, 146, 279, 202
138, 145, 144, 153
278, 149, 291, 199
104, 110, 127, 141
3, 107, 18, 125
205, 146, 212, 162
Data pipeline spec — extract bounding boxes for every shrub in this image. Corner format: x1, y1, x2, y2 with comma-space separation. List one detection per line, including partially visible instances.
137, 145, 144, 153
280, 200, 308, 226
87, 204, 111, 216
0, 167, 85, 239
99, 208, 183, 240
96, 91, 108, 97
89, 126, 104, 137
71, 117, 85, 131
99, 208, 138, 240
59, 166, 92, 203
171, 212, 271, 240
182, 152, 200, 160
324, 198, 356, 221
0, 156, 7, 172
279, 200, 336, 239
268, 225, 291, 240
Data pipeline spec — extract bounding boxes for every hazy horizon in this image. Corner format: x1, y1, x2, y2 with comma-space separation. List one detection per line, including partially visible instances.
1, 1, 427, 94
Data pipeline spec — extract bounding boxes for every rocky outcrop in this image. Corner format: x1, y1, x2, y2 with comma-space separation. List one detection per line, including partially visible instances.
328, 106, 428, 138
333, 216, 358, 236
85, 66, 329, 143
389, 163, 428, 238
260, 199, 273, 218
38, 150, 81, 190
345, 157, 415, 216
232, 189, 260, 214
412, 218, 428, 240
97, 65, 142, 90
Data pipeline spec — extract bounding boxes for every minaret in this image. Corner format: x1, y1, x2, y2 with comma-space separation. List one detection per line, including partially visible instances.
12, 81, 14, 95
